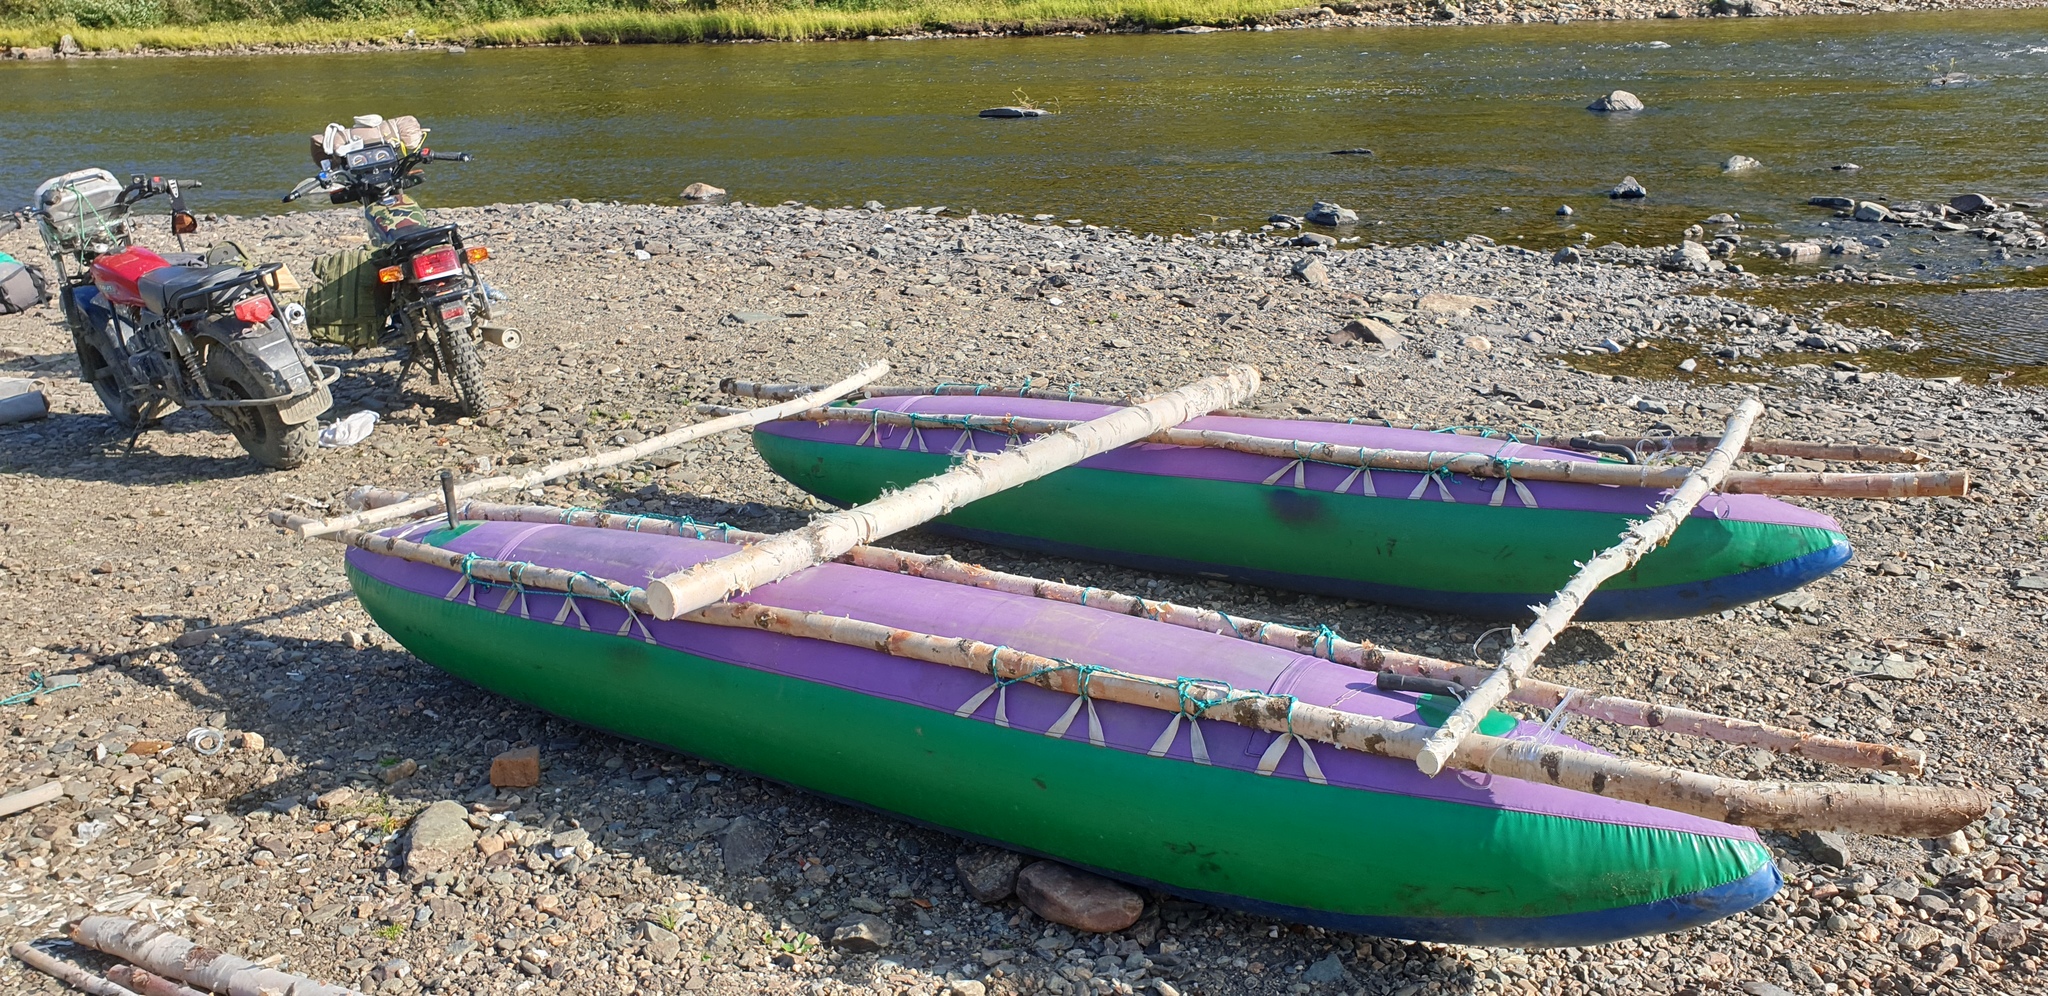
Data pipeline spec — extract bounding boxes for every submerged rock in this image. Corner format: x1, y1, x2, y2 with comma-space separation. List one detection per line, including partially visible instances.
1722, 155, 1762, 172
1609, 176, 1648, 199
1587, 90, 1644, 112
1304, 201, 1359, 226
979, 106, 1048, 118
680, 182, 727, 201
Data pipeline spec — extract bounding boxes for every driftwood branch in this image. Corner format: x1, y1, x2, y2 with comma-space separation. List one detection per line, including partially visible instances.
70, 916, 368, 996
685, 601, 1983, 837
105, 965, 211, 996
711, 404, 1963, 499
335, 494, 1925, 774
0, 780, 65, 818
10, 942, 140, 996
641, 366, 1262, 619
291, 361, 890, 538
718, 377, 1130, 407
1415, 399, 1766, 777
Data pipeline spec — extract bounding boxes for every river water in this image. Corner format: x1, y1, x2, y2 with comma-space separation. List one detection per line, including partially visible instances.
4, 12, 2047, 346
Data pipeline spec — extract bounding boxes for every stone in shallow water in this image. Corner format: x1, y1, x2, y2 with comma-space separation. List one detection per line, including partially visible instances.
1587, 89, 1644, 112
680, 182, 726, 200
978, 106, 1047, 118
1303, 201, 1358, 226
1610, 176, 1647, 199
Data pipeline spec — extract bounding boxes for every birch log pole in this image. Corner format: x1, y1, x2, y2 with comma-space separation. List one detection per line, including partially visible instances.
719, 377, 1131, 407
1413, 397, 1766, 778
290, 362, 889, 538
105, 966, 211, 996
714, 405, 1963, 499
641, 365, 1261, 619
688, 601, 1984, 836
10, 943, 140, 996
71, 917, 368, 996
338, 494, 1926, 774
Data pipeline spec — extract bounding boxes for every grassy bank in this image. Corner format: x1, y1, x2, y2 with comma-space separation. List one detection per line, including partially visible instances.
0, 0, 1315, 52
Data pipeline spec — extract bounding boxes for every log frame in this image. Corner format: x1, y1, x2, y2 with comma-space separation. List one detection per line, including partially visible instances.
1414, 399, 1766, 777
700, 404, 1964, 499
641, 366, 1262, 619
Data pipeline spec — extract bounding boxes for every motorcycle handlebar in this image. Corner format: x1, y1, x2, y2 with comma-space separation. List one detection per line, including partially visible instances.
429, 151, 472, 162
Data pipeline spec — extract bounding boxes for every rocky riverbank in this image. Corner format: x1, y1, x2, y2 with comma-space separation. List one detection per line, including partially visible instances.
5, 0, 2048, 60
2, 200, 2045, 996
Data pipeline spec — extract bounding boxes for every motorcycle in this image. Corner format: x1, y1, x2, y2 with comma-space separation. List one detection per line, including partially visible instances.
13, 169, 334, 468
285, 118, 515, 418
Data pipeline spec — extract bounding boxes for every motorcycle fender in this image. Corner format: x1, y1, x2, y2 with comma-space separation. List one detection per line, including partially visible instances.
195, 318, 315, 398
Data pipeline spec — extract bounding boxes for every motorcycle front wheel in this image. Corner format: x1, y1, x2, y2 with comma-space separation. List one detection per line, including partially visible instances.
73, 327, 172, 428
202, 347, 318, 470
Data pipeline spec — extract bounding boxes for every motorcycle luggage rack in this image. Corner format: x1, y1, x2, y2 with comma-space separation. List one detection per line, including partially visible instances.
187, 362, 339, 409
155, 264, 282, 318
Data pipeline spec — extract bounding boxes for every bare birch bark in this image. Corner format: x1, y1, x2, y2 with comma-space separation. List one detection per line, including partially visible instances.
713, 404, 1961, 499
641, 366, 1261, 619
0, 781, 64, 818
343, 495, 1923, 773
105, 965, 211, 996
1414, 399, 1766, 777
684, 601, 1984, 836
291, 362, 889, 538
70, 917, 368, 996
10, 942, 140, 996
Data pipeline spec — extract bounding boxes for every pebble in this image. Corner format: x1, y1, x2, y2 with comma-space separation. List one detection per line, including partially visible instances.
490, 744, 541, 787
957, 846, 1025, 902
830, 913, 893, 951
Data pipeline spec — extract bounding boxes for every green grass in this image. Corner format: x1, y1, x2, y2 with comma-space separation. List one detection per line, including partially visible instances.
0, 0, 1315, 52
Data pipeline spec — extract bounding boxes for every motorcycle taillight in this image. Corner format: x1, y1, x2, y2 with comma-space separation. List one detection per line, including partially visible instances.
232, 296, 275, 325
411, 247, 461, 281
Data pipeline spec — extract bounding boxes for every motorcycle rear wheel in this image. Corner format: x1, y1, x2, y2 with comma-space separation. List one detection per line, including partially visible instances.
438, 324, 494, 419
202, 347, 318, 470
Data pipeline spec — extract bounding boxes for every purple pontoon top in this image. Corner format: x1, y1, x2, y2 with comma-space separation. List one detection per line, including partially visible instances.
351, 519, 1760, 844
753, 396, 1841, 532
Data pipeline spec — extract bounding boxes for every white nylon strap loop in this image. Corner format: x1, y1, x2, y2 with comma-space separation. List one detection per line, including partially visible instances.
1261, 459, 1307, 488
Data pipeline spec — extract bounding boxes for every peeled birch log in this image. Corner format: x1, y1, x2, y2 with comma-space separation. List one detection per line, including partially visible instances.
106, 966, 211, 996
70, 917, 368, 996
1212, 410, 1929, 464
291, 362, 890, 538
717, 405, 1964, 499
10, 942, 140, 996
719, 377, 1130, 407
1415, 398, 1766, 778
641, 366, 1262, 619
350, 494, 1926, 774
269, 512, 646, 608
0, 780, 65, 818
687, 601, 1985, 836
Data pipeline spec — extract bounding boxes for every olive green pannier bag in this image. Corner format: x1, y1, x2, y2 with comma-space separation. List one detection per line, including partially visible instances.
305, 247, 388, 350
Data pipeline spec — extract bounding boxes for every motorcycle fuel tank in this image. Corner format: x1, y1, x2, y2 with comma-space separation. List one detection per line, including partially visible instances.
89, 247, 172, 309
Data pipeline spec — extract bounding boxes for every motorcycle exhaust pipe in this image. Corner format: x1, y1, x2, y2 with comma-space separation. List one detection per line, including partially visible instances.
479, 325, 521, 350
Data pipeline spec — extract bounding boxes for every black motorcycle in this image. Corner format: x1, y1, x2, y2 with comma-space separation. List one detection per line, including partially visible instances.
286, 135, 514, 418
15, 169, 333, 468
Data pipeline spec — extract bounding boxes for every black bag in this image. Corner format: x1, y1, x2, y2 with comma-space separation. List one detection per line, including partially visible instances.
0, 258, 49, 314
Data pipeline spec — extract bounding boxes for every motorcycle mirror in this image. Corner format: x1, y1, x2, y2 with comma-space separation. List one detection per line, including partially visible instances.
171, 210, 199, 235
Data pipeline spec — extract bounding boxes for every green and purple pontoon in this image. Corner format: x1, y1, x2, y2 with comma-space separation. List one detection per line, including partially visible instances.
751, 396, 1852, 620
348, 517, 1779, 948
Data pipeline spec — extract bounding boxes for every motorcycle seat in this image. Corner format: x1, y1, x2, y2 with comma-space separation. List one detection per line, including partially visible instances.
138, 265, 243, 315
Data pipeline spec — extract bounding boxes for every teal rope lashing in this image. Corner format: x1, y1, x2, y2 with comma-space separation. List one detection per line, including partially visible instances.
3, 670, 81, 707
1173, 676, 1256, 719
1312, 624, 1343, 661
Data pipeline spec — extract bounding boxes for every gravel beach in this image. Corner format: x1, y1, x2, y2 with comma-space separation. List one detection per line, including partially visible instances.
1, 199, 2043, 996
